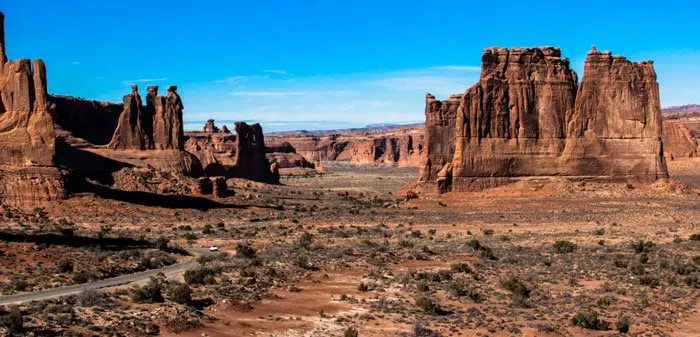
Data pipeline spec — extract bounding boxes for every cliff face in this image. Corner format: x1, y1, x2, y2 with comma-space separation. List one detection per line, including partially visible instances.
419, 94, 460, 181
274, 130, 424, 168
663, 121, 698, 159
49, 95, 122, 145
421, 47, 669, 192
0, 57, 65, 204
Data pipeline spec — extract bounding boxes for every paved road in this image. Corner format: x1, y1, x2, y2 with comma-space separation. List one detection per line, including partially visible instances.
0, 248, 216, 305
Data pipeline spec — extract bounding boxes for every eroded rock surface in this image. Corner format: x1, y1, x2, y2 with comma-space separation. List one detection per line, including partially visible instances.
0, 54, 65, 204
421, 47, 669, 192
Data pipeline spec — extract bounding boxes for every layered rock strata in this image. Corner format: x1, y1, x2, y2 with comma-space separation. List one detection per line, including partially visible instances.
421, 47, 668, 192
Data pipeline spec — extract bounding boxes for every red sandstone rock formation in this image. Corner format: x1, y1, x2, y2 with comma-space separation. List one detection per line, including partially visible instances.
203, 119, 219, 133
184, 121, 279, 183
419, 94, 461, 181
422, 47, 668, 192
269, 127, 424, 168
663, 121, 698, 159
0, 55, 65, 204
108, 85, 183, 150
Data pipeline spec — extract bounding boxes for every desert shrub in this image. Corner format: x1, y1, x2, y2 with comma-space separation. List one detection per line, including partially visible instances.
631, 240, 655, 253
415, 296, 447, 316
178, 225, 193, 231
690, 233, 700, 241
168, 283, 192, 305
614, 259, 628, 268
77, 289, 107, 307
417, 282, 429, 292
72, 271, 92, 284
357, 282, 373, 292
182, 232, 198, 241
571, 310, 609, 330
629, 263, 646, 275
184, 267, 219, 285
130, 275, 166, 303
467, 239, 482, 251
236, 242, 256, 258
0, 306, 23, 333
296, 232, 314, 249
616, 315, 631, 333
553, 240, 577, 254
344, 327, 359, 337
428, 229, 437, 236
57, 259, 74, 273
482, 229, 494, 236
398, 239, 414, 248
502, 276, 531, 307
684, 274, 699, 288
591, 228, 605, 236
202, 224, 213, 235
639, 275, 660, 288
155, 236, 170, 251
412, 322, 442, 336
450, 263, 471, 273
448, 282, 482, 303
479, 246, 498, 261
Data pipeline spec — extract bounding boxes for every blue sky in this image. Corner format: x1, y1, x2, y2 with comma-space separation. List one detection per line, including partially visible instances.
4, 1, 700, 132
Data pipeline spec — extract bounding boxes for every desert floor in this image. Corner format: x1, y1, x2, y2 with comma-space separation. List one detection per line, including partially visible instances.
0, 159, 698, 336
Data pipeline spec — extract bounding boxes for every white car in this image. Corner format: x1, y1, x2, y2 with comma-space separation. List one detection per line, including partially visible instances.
209, 246, 219, 252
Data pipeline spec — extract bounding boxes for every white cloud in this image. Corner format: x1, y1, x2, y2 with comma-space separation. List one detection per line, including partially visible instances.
120, 78, 169, 85
71, 61, 81, 65
262, 69, 288, 75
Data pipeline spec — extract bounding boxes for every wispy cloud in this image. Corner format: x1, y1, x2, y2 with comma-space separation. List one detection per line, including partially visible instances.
120, 78, 169, 85
262, 69, 288, 75
212, 75, 264, 84
230, 90, 305, 97
71, 61, 81, 66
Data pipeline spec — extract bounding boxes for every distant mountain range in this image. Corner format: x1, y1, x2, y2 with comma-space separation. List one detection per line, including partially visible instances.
662, 104, 700, 115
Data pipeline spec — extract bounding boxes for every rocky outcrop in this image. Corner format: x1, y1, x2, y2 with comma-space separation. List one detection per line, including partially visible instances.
663, 121, 698, 159
203, 119, 219, 133
419, 94, 461, 181
270, 128, 424, 168
184, 121, 279, 183
231, 122, 278, 183
0, 11, 63, 204
421, 47, 668, 192
0, 56, 65, 204
108, 85, 183, 150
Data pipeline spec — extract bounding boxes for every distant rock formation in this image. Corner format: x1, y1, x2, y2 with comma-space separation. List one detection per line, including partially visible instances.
184, 121, 279, 183
269, 129, 424, 168
203, 119, 219, 133
663, 121, 698, 159
421, 47, 668, 192
49, 95, 122, 145
108, 85, 183, 150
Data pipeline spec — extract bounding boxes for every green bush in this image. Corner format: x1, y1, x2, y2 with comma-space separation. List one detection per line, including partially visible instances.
0, 306, 23, 333
168, 283, 192, 305
236, 242, 256, 258
202, 224, 213, 235
553, 240, 577, 254
450, 263, 471, 273
58, 260, 74, 273
415, 296, 447, 316
616, 315, 631, 333
184, 267, 219, 285
130, 276, 165, 303
571, 310, 609, 330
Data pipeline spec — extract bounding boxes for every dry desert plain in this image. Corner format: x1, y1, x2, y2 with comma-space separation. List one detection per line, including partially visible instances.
0, 159, 698, 337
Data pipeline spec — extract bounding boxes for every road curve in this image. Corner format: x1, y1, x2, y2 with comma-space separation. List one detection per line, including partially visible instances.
0, 249, 214, 306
